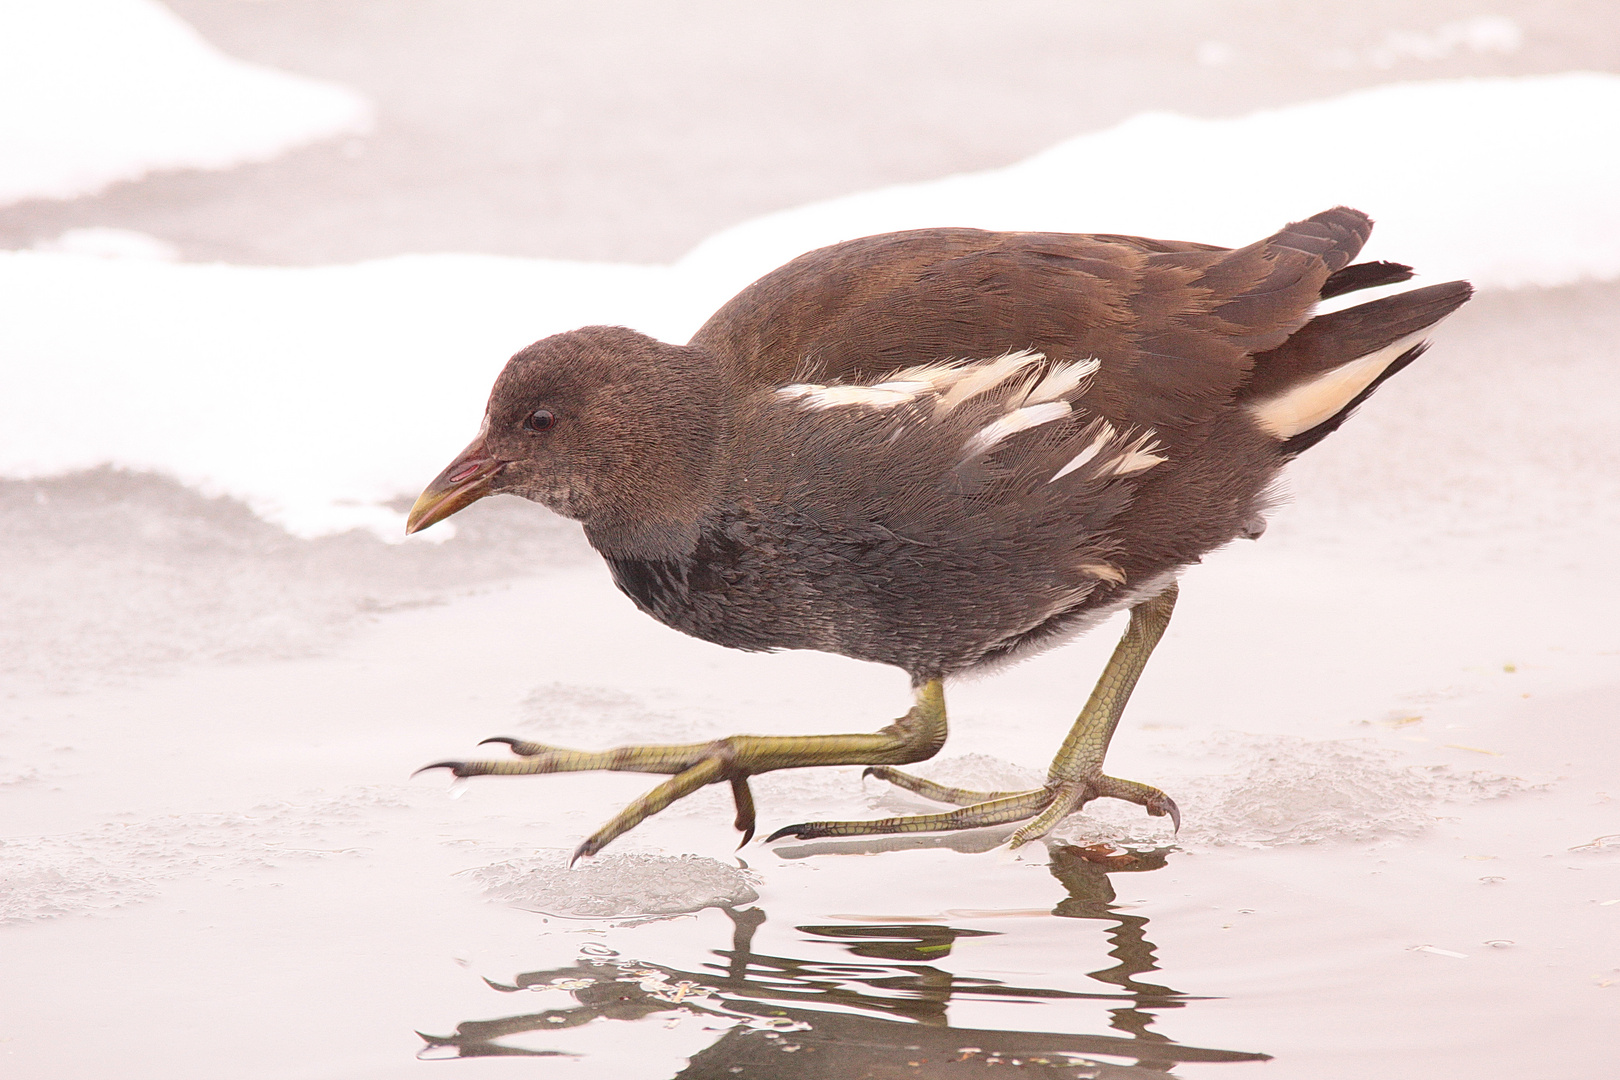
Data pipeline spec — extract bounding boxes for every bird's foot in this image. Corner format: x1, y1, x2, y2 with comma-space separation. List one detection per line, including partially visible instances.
417, 738, 760, 863
766, 768, 1178, 846
1006, 773, 1179, 847
416, 681, 950, 861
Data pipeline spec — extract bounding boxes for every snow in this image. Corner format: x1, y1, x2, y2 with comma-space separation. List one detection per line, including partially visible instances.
678, 72, 1620, 297
0, 0, 372, 206
2, 72, 1618, 537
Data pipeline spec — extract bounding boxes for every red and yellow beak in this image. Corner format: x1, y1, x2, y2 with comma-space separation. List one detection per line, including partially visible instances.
405, 434, 505, 534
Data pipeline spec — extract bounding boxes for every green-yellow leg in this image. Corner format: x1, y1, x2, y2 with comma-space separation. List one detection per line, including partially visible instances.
768, 583, 1180, 846
417, 680, 949, 862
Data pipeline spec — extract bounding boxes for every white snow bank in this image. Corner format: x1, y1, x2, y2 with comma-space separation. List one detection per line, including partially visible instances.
0, 0, 372, 205
1, 74, 1617, 536
680, 72, 1620, 298
0, 252, 682, 536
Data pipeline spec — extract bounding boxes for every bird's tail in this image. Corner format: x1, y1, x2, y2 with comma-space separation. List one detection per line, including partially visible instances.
1241, 275, 1473, 457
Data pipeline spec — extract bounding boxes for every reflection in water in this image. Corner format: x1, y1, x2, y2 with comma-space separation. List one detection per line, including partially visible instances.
419, 845, 1269, 1077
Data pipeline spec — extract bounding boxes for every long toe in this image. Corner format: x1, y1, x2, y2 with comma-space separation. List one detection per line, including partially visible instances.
424, 680, 954, 857
1091, 774, 1180, 833
767, 789, 1055, 842
863, 766, 1023, 807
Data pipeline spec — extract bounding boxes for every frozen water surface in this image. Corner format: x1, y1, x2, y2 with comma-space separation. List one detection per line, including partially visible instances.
3, 486, 1616, 1075
3, 3, 1619, 1076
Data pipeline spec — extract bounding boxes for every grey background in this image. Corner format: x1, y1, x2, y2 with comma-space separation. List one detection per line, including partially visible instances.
3, 1, 1615, 264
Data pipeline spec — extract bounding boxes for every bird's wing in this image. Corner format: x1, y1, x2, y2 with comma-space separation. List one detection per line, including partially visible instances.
755, 349, 1160, 573
692, 209, 1377, 437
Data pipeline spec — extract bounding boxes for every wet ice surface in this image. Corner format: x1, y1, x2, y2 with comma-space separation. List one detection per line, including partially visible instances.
3, 287, 1620, 1076
4, 352, 1619, 1079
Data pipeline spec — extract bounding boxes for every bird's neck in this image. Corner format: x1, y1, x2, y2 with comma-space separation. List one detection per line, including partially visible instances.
582, 343, 736, 561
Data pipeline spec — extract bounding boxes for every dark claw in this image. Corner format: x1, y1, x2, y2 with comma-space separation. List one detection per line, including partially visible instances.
412, 760, 468, 778
569, 836, 603, 866
477, 735, 552, 756
1145, 792, 1182, 834
860, 766, 877, 780
730, 776, 757, 847
764, 823, 811, 843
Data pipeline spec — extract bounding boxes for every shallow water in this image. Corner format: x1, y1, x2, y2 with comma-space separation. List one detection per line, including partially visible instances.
3, 525, 1616, 1078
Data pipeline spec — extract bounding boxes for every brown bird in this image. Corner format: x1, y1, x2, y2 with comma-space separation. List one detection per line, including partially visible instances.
408, 207, 1471, 861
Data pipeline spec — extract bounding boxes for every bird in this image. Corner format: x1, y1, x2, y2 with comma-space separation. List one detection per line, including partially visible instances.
407, 206, 1471, 862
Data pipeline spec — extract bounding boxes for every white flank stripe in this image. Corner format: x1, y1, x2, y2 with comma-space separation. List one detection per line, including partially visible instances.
1024, 357, 1100, 404
883, 359, 974, 392
1080, 562, 1127, 584
1107, 433, 1167, 475
960, 400, 1072, 460
1049, 420, 1117, 482
775, 383, 915, 410
937, 350, 1044, 412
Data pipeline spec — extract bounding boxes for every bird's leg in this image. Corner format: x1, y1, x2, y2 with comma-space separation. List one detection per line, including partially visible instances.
417, 680, 949, 861
768, 583, 1180, 846
1005, 581, 1180, 845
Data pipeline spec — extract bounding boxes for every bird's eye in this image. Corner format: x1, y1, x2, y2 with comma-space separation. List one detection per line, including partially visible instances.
523, 408, 556, 433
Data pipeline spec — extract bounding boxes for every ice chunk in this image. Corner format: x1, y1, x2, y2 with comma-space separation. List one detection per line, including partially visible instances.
467, 850, 758, 919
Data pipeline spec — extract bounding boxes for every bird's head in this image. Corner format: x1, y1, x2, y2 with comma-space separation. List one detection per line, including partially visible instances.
406, 325, 727, 558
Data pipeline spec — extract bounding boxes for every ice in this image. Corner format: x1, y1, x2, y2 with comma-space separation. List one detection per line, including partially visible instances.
0, 0, 372, 205
1047, 733, 1535, 850
0, 469, 587, 687
518, 682, 710, 746
0, 790, 406, 924
792, 738, 1537, 854
2, 74, 1619, 537
855, 739, 1533, 852
467, 850, 759, 919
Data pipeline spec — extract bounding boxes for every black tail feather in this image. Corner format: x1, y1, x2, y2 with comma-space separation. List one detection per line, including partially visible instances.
1243, 280, 1473, 403
1320, 260, 1414, 300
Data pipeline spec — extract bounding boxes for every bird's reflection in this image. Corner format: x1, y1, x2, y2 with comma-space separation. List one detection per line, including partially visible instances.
419, 844, 1268, 1076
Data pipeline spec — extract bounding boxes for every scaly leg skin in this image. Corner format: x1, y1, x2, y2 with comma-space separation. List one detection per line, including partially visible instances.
416, 681, 948, 862
767, 583, 1181, 847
